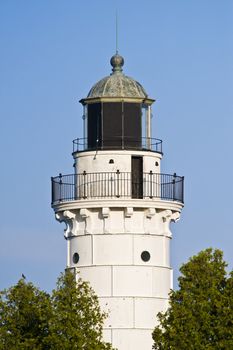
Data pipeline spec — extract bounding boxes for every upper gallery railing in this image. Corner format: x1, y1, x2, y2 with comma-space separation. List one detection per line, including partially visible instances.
51, 172, 184, 205
72, 137, 163, 153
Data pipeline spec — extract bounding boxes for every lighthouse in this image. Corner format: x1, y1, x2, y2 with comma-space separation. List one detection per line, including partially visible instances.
51, 53, 184, 350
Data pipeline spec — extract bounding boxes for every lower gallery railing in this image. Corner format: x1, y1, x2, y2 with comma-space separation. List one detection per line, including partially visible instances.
51, 172, 184, 205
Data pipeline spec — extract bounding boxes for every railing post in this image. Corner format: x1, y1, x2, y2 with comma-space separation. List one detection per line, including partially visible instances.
82, 114, 85, 149
172, 173, 177, 201
59, 173, 62, 202
149, 171, 153, 198
51, 177, 54, 205
146, 106, 151, 149
83, 171, 87, 199
110, 174, 113, 197
182, 176, 184, 203
116, 169, 120, 198
74, 173, 77, 200
95, 138, 99, 150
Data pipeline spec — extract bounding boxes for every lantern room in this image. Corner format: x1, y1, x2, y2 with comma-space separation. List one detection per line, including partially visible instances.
78, 53, 156, 151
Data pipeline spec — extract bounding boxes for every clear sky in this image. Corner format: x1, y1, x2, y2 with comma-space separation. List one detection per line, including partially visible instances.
0, 0, 232, 292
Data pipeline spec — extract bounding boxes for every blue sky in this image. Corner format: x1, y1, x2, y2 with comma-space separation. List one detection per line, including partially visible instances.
0, 0, 232, 291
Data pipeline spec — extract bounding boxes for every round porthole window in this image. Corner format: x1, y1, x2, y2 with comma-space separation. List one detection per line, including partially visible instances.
141, 251, 150, 262
73, 252, 80, 264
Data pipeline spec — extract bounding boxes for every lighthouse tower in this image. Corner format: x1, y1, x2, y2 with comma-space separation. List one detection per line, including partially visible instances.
51, 53, 184, 350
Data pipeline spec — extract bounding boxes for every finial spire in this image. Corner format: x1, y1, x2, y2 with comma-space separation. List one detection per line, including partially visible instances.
110, 53, 124, 74
110, 11, 124, 74
116, 10, 118, 54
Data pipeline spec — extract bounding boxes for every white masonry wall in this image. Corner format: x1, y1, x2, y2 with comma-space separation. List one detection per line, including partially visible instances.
73, 150, 162, 175
55, 147, 182, 350
57, 206, 176, 350
56, 204, 180, 350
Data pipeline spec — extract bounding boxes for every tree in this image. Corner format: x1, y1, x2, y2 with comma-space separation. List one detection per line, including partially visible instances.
0, 271, 113, 350
152, 248, 233, 350
0, 278, 51, 350
45, 270, 113, 350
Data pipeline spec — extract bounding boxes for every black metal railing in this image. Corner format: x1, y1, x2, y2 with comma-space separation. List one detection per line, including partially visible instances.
72, 137, 163, 153
51, 172, 184, 205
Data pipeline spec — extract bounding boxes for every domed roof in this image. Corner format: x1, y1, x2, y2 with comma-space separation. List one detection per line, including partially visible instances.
87, 53, 148, 99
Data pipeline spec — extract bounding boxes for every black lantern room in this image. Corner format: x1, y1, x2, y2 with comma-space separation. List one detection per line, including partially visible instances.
79, 53, 155, 151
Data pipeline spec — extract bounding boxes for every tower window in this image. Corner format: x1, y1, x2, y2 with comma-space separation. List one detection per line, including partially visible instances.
141, 251, 150, 262
73, 252, 80, 264
109, 159, 114, 164
155, 161, 159, 166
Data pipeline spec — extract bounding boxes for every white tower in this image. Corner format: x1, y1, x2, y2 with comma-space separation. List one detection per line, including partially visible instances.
51, 53, 184, 350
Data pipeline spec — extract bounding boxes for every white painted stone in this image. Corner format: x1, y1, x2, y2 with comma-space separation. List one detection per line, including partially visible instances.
74, 150, 162, 176
144, 210, 160, 234
93, 235, 133, 265
152, 267, 172, 297
143, 154, 161, 174
164, 235, 170, 266
125, 207, 133, 217
86, 208, 103, 234
112, 329, 153, 350
135, 297, 169, 328
57, 203, 178, 350
146, 207, 156, 218
58, 207, 179, 238
77, 266, 112, 296
124, 207, 134, 232
56, 210, 79, 238
128, 208, 144, 233
54, 198, 183, 213
107, 209, 125, 233
113, 266, 153, 297
102, 207, 110, 218
70, 235, 92, 267
133, 235, 170, 266
79, 208, 89, 234
102, 329, 112, 344
102, 207, 110, 233
99, 297, 134, 328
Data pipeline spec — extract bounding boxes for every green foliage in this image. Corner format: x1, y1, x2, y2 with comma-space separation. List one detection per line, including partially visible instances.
152, 248, 233, 350
45, 270, 113, 350
0, 271, 113, 350
0, 278, 51, 350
